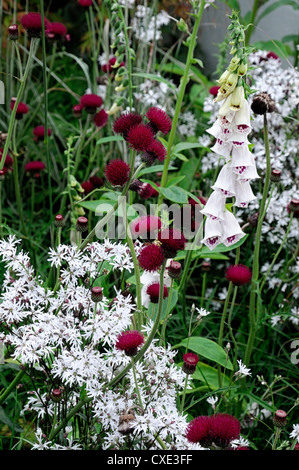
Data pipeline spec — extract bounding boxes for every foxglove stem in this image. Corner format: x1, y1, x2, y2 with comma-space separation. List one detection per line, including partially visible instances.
158, 0, 205, 203
244, 113, 272, 368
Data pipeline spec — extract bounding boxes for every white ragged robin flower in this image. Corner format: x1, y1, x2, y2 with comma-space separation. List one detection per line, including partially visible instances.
234, 359, 252, 379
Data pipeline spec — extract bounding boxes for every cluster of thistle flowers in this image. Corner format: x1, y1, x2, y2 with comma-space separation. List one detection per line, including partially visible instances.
201, 19, 259, 250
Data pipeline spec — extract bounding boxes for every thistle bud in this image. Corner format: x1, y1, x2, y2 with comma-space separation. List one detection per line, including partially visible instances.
51, 388, 63, 403
270, 168, 281, 183
0, 170, 5, 181
8, 24, 19, 40
167, 260, 182, 280
273, 409, 287, 428
91, 286, 103, 303
182, 352, 199, 375
54, 214, 64, 227
75, 216, 88, 232
202, 261, 211, 272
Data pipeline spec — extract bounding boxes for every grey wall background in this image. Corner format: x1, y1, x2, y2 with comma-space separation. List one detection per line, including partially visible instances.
198, 0, 299, 76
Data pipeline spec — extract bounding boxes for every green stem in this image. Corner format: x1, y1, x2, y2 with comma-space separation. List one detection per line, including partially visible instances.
245, 0, 260, 46
0, 368, 26, 405
244, 113, 271, 367
40, 0, 54, 246
117, 5, 133, 110
159, 279, 174, 346
0, 39, 37, 172
158, 0, 206, 202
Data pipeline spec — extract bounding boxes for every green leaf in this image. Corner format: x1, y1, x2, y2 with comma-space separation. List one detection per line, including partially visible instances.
96, 135, 124, 146
0, 406, 24, 432
158, 185, 189, 204
172, 142, 204, 154
192, 362, 231, 390
256, 0, 299, 25
138, 165, 177, 176
178, 337, 233, 370
166, 176, 186, 187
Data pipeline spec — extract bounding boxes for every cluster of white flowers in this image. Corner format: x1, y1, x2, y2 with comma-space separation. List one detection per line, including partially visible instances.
0, 235, 205, 450
132, 5, 171, 43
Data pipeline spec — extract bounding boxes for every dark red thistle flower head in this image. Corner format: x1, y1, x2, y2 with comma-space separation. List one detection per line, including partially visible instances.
145, 107, 172, 135
209, 86, 220, 97
157, 228, 186, 258
20, 12, 50, 37
80, 94, 103, 113
185, 416, 211, 444
113, 112, 143, 140
25, 161, 46, 172
146, 282, 168, 304
225, 264, 252, 286
116, 330, 144, 356
137, 182, 154, 199
11, 100, 29, 119
81, 180, 94, 194
73, 104, 83, 118
142, 139, 167, 165
182, 352, 199, 375
126, 123, 155, 152
105, 159, 130, 187
130, 215, 162, 240
33, 125, 52, 141
94, 109, 108, 128
89, 175, 104, 188
78, 0, 93, 6
138, 243, 165, 272
208, 413, 240, 448
47, 22, 67, 39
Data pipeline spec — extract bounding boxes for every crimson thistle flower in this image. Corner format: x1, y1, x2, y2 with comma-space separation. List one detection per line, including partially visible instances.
130, 215, 162, 240
10, 100, 29, 120
33, 126, 52, 142
80, 94, 103, 114
104, 159, 130, 188
113, 112, 143, 140
20, 12, 50, 38
115, 330, 144, 357
145, 106, 172, 135
146, 283, 168, 303
138, 244, 165, 272
225, 264, 252, 286
126, 123, 155, 152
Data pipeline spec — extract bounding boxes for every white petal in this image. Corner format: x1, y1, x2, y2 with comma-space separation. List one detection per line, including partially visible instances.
234, 180, 256, 208
201, 190, 226, 221
212, 162, 236, 197
201, 218, 223, 250
221, 210, 246, 246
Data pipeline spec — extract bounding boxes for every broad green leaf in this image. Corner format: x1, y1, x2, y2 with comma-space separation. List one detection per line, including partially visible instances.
172, 142, 204, 154
256, 0, 299, 25
178, 337, 233, 370
96, 135, 123, 145
166, 175, 186, 187
191, 362, 231, 390
158, 185, 189, 204
139, 165, 177, 176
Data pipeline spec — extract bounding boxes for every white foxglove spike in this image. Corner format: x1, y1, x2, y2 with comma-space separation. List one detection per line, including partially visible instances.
210, 138, 232, 159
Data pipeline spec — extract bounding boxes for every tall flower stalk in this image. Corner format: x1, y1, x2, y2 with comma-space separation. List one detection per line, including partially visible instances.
158, 0, 206, 202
